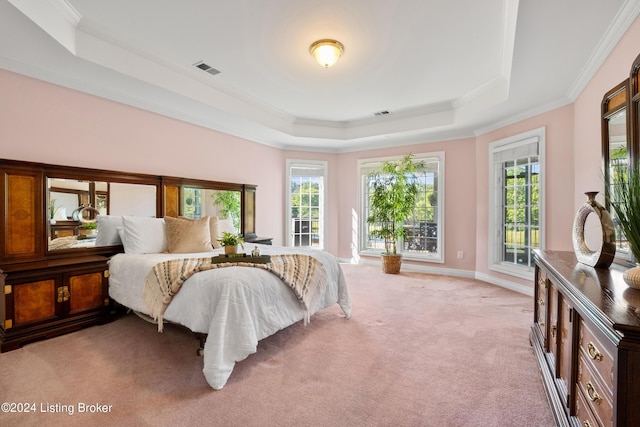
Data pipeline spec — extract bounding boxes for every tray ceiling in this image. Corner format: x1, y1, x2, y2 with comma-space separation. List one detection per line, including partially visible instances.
1, 0, 638, 152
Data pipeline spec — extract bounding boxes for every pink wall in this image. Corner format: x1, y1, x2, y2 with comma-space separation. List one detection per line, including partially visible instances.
2, 12, 639, 289
0, 69, 285, 244
573, 15, 640, 210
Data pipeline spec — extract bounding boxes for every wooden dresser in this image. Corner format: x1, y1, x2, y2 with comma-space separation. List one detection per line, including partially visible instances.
0, 256, 109, 352
0, 161, 116, 352
532, 250, 640, 426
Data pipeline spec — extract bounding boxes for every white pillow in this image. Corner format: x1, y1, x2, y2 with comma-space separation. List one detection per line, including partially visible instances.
116, 226, 124, 243
53, 207, 67, 220
95, 215, 124, 246
215, 217, 237, 243
121, 216, 167, 254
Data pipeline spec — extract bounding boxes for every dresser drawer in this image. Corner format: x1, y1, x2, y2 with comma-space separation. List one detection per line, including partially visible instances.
577, 352, 613, 427
576, 385, 601, 427
579, 318, 614, 393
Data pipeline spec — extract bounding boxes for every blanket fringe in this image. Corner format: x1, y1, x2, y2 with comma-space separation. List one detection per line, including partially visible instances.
142, 276, 167, 332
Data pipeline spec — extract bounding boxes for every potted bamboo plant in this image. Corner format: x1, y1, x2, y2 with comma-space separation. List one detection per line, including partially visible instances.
366, 154, 425, 274
609, 163, 640, 288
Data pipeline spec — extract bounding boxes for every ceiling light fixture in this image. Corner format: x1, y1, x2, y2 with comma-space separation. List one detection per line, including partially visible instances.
309, 39, 344, 68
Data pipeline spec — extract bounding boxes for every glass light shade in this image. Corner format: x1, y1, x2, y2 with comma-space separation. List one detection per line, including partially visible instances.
309, 39, 344, 68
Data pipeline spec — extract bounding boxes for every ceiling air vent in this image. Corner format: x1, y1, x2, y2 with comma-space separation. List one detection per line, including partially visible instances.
374, 110, 390, 116
193, 61, 220, 76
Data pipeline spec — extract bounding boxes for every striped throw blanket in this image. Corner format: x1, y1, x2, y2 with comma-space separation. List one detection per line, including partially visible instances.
143, 254, 327, 332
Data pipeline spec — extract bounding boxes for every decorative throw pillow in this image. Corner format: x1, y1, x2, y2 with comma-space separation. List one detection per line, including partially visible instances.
165, 216, 214, 254
121, 216, 167, 254
53, 207, 67, 221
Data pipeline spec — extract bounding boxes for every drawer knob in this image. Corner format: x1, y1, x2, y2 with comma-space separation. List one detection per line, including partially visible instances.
538, 298, 544, 306
587, 342, 603, 361
584, 421, 592, 427
586, 382, 602, 405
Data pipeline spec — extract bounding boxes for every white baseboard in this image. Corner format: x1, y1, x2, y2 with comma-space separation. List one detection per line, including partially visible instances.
339, 257, 533, 296
474, 272, 534, 296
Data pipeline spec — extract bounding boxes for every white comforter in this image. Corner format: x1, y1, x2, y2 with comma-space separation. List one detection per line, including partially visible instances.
108, 244, 351, 389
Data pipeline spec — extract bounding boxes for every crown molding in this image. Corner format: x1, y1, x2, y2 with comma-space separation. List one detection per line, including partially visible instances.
567, 0, 640, 100
9, 0, 80, 53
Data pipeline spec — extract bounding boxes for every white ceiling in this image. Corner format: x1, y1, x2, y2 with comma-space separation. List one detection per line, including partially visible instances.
1, 0, 639, 152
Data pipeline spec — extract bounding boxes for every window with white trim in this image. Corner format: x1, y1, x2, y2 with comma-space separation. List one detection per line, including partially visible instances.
489, 128, 545, 279
359, 152, 444, 262
286, 160, 327, 249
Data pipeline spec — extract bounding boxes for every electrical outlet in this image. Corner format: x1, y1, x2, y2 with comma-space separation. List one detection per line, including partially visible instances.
457, 251, 464, 259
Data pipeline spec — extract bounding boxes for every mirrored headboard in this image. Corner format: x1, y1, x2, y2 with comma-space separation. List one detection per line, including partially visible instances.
0, 159, 256, 264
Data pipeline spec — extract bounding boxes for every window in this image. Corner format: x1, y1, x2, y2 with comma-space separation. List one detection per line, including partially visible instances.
489, 128, 545, 279
286, 160, 327, 249
359, 152, 444, 262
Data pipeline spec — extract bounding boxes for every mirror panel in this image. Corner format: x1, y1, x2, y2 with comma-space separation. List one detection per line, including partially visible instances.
602, 80, 632, 262
47, 177, 157, 251
182, 187, 242, 232
109, 182, 157, 217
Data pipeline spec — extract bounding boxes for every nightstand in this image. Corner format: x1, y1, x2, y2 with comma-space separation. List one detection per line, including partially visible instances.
244, 236, 273, 245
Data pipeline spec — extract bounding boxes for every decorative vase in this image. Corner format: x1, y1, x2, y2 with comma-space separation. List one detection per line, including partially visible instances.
572, 191, 616, 268
381, 253, 402, 274
624, 264, 640, 289
224, 245, 237, 255
623, 287, 640, 312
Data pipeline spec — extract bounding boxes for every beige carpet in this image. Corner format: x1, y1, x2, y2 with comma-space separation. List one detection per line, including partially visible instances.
0, 264, 554, 427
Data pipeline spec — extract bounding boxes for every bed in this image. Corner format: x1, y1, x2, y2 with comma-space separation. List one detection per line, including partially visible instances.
107, 217, 351, 390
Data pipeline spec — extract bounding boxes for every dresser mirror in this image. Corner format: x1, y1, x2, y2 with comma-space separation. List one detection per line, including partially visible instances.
601, 52, 640, 266
47, 176, 158, 252
602, 80, 628, 205
601, 81, 630, 263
